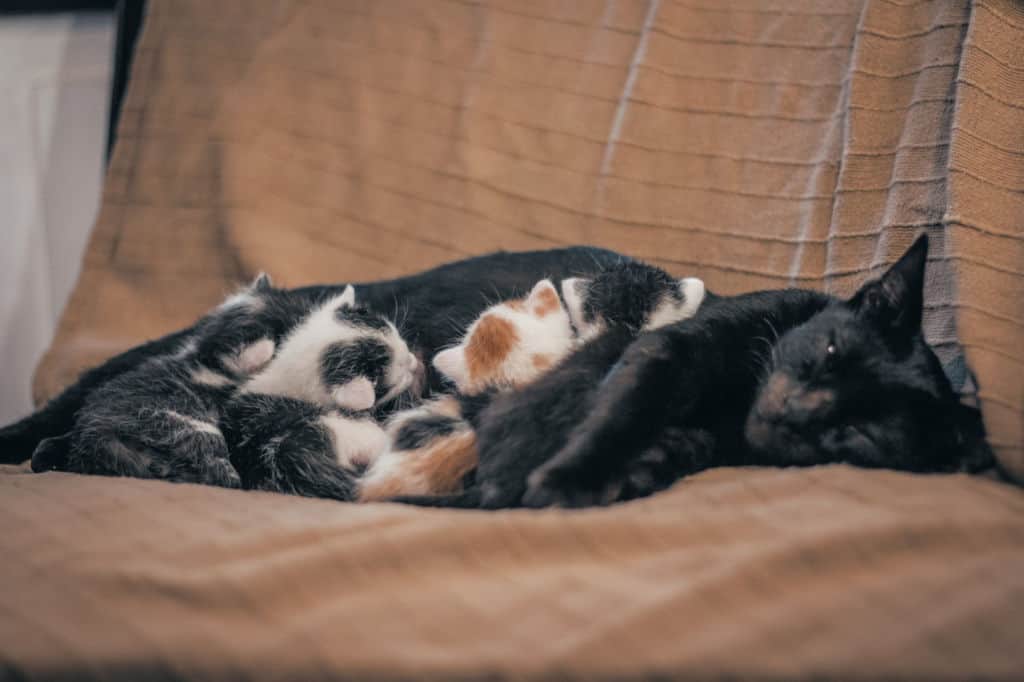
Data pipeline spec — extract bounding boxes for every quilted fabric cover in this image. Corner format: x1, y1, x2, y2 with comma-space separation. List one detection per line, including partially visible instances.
4, 2, 1023, 680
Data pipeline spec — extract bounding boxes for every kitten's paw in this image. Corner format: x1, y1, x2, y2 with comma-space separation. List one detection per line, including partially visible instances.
30, 434, 71, 472
332, 377, 376, 412
234, 338, 276, 375
523, 463, 621, 509
203, 458, 242, 489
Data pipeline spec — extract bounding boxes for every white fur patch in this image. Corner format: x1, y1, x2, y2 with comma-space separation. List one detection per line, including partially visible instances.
643, 277, 706, 331
320, 414, 388, 469
432, 279, 577, 394
239, 292, 368, 405
333, 377, 376, 412
162, 410, 223, 438
191, 367, 234, 387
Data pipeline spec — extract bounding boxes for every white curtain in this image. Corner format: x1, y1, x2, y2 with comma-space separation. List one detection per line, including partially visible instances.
0, 12, 113, 425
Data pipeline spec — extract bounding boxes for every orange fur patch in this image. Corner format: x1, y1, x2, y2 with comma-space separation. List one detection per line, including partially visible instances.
531, 353, 552, 371
465, 314, 519, 381
358, 432, 479, 501
531, 287, 561, 317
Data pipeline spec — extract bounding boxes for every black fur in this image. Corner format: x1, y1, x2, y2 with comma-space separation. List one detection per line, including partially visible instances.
337, 305, 391, 332
320, 338, 391, 399
579, 261, 681, 332
400, 235, 995, 510
50, 356, 241, 487
393, 415, 462, 451
523, 235, 995, 508
0, 246, 626, 464
221, 394, 360, 500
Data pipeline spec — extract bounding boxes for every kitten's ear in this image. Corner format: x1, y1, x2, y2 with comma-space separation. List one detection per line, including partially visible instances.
677, 277, 706, 317
560, 277, 589, 329
432, 347, 468, 388
849, 234, 928, 337
338, 284, 357, 309
250, 272, 273, 292
332, 377, 376, 412
526, 279, 562, 317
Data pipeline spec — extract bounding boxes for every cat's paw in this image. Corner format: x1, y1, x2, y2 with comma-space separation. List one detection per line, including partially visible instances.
203, 457, 242, 489
332, 377, 377, 412
522, 461, 622, 509
230, 338, 276, 375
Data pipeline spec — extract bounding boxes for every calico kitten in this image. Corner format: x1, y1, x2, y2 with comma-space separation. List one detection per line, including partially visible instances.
377, 263, 708, 505
358, 279, 577, 500
0, 246, 627, 464
503, 235, 994, 509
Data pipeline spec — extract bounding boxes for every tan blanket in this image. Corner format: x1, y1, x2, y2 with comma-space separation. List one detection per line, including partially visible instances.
6, 1, 1024, 679
2, 463, 1022, 681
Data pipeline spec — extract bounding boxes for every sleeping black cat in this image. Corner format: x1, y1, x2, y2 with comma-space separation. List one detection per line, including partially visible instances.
403, 235, 994, 510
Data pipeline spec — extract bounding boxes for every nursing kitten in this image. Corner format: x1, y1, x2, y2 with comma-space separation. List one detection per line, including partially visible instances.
358, 279, 576, 500
41, 278, 415, 491
223, 291, 418, 499
1, 246, 626, 464
481, 235, 994, 509
376, 263, 709, 505
561, 263, 706, 341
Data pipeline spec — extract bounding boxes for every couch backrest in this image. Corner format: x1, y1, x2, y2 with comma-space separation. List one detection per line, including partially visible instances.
38, 0, 1023, 478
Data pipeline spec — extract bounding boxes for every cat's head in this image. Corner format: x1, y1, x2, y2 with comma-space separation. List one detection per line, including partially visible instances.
745, 234, 993, 473
241, 285, 420, 412
561, 262, 706, 341
432, 279, 575, 395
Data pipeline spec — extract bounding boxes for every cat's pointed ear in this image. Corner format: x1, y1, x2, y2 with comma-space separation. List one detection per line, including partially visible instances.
250, 272, 273, 292
849, 234, 928, 337
560, 277, 589, 329
432, 347, 468, 388
526, 279, 562, 317
677, 277, 706, 317
332, 376, 376, 412
338, 284, 357, 309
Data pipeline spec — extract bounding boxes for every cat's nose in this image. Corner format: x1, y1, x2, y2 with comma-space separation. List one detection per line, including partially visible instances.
755, 372, 834, 426
754, 372, 794, 423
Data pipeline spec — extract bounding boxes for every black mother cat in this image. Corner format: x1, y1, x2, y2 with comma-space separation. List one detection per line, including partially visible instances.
414, 235, 994, 510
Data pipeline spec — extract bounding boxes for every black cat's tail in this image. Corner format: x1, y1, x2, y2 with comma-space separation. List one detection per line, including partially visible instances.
388, 488, 483, 509
0, 327, 195, 465
0, 396, 79, 464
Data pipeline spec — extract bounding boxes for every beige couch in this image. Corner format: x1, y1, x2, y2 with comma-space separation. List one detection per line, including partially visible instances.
2, 1, 1022, 679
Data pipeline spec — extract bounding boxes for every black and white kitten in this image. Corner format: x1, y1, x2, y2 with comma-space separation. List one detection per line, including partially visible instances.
37, 277, 415, 491
403, 235, 995, 509
222, 286, 419, 499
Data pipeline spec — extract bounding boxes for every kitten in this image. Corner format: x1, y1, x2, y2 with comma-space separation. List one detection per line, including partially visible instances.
222, 290, 418, 499
0, 246, 627, 464
374, 263, 708, 504
487, 235, 994, 509
358, 279, 576, 500
561, 263, 705, 341
40, 278, 414, 492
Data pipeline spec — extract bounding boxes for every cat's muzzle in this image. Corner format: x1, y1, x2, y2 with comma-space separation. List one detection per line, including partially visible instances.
745, 371, 835, 463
